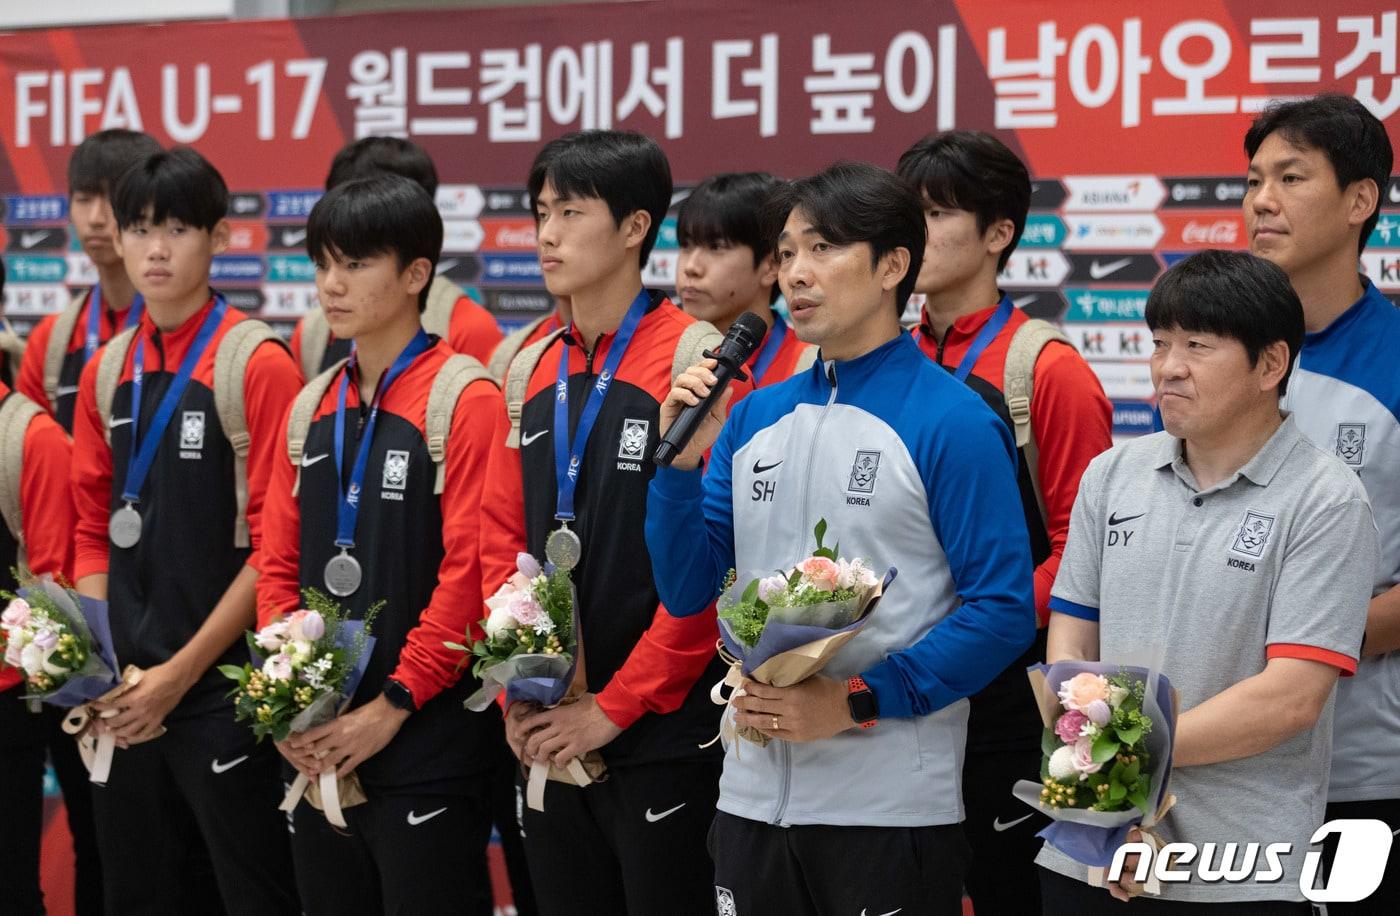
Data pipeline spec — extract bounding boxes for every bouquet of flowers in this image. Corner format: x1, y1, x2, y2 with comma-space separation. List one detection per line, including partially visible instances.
1, 573, 143, 784
1012, 661, 1179, 893
221, 588, 380, 827
711, 520, 895, 748
450, 552, 598, 811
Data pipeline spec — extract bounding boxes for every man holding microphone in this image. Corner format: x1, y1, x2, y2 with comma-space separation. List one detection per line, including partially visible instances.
644, 162, 1036, 915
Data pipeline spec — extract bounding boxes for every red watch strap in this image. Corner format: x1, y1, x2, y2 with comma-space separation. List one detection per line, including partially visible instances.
847, 675, 877, 729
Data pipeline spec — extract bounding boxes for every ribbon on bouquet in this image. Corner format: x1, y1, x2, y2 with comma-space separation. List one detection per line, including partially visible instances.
525, 755, 600, 812
701, 643, 762, 755
279, 768, 367, 829
1085, 794, 1179, 898
60, 665, 165, 785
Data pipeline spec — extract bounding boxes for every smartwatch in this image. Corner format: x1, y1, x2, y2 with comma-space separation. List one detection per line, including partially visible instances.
382, 679, 416, 713
847, 675, 878, 729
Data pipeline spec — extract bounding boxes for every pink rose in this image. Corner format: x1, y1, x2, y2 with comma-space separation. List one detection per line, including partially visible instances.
2, 598, 31, 628
1085, 699, 1112, 727
1058, 672, 1111, 712
288, 610, 325, 643
1054, 709, 1089, 744
797, 556, 840, 592
254, 621, 289, 653
262, 653, 293, 681
1070, 737, 1102, 777
507, 572, 532, 592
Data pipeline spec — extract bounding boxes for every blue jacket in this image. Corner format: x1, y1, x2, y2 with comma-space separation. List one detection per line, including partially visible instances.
645, 333, 1035, 826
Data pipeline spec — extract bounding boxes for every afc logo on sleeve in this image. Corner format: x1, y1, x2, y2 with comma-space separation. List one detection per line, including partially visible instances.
179, 411, 205, 458
1335, 423, 1366, 468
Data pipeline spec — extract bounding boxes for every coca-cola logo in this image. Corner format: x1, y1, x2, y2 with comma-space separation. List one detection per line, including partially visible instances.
495, 225, 536, 248
1182, 220, 1239, 245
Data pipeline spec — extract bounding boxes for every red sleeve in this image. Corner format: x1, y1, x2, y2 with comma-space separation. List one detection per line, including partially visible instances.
1029, 343, 1112, 628
16, 313, 58, 412
253, 399, 301, 629
595, 602, 720, 729
239, 340, 303, 571
70, 355, 113, 581
1266, 643, 1358, 676
478, 394, 527, 620
448, 296, 505, 364
390, 382, 506, 703
20, 412, 74, 581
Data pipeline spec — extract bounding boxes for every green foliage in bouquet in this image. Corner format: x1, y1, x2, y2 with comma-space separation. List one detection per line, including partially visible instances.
1039, 671, 1155, 815
1, 568, 90, 693
447, 564, 574, 679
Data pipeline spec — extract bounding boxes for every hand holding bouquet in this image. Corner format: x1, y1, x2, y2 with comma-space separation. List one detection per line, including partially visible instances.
711, 520, 895, 748
222, 589, 380, 826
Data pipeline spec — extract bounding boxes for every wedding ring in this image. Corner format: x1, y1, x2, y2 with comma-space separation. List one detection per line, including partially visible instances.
771, 715, 780, 730
314, 750, 328, 760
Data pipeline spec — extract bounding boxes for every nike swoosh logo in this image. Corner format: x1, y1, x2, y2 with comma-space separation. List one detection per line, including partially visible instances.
210, 755, 249, 774
993, 813, 1034, 832
859, 909, 903, 916
20, 231, 50, 248
521, 429, 548, 446
645, 803, 686, 823
1390, 185, 1400, 204
1108, 512, 1145, 526
1089, 257, 1133, 279
407, 806, 448, 826
107, 416, 132, 429
1011, 295, 1038, 309
752, 459, 782, 474
283, 229, 307, 245
55, 385, 79, 397
300, 453, 329, 468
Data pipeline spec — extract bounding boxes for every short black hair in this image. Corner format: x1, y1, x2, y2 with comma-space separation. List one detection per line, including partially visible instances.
527, 130, 671, 266
306, 173, 443, 313
112, 148, 227, 231
1245, 95, 1393, 255
897, 130, 1031, 272
1146, 249, 1303, 396
325, 136, 439, 197
677, 172, 783, 304
762, 161, 925, 313
67, 129, 163, 198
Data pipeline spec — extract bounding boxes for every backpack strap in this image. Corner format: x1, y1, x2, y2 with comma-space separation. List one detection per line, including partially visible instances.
298, 307, 332, 382
44, 290, 88, 412
214, 320, 291, 549
671, 320, 723, 385
96, 326, 139, 447
791, 343, 821, 376
0, 393, 43, 566
423, 276, 462, 340
425, 355, 499, 494
1004, 318, 1072, 525
488, 313, 553, 381
286, 359, 349, 498
503, 328, 567, 449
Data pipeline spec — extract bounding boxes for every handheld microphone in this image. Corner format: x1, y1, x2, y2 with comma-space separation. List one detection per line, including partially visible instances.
653, 311, 768, 467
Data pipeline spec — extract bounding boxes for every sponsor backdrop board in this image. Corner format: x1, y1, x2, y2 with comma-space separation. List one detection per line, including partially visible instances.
2, 0, 1398, 434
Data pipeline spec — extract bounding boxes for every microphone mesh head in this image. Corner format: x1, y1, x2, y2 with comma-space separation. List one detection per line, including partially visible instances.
725, 311, 770, 361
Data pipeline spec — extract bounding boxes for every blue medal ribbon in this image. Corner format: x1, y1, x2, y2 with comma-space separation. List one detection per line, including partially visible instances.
332, 328, 433, 550
748, 312, 788, 385
86, 285, 146, 364
121, 296, 228, 505
553, 290, 649, 522
953, 296, 1015, 382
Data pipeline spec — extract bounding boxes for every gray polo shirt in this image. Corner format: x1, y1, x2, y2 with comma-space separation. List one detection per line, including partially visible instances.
1039, 415, 1378, 903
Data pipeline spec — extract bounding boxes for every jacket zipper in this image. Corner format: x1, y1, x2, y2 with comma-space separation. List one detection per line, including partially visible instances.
773, 360, 841, 826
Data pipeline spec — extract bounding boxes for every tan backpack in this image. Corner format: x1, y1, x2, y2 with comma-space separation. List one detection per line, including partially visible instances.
0, 392, 45, 569
94, 319, 290, 549
1002, 318, 1073, 524
487, 313, 554, 382
41, 289, 90, 413
298, 275, 462, 380
501, 319, 722, 449
285, 353, 498, 497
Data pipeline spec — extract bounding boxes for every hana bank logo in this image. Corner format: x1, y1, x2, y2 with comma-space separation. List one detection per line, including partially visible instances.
1108, 819, 1393, 903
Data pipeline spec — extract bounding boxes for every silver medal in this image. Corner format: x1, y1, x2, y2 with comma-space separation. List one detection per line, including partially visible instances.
545, 523, 582, 572
109, 503, 143, 549
324, 549, 363, 597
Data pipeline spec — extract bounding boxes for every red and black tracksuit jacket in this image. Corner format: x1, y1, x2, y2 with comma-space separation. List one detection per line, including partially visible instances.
70, 296, 301, 718
258, 340, 504, 792
479, 292, 728, 767
914, 302, 1112, 751
0, 381, 74, 693
291, 292, 504, 377
18, 290, 136, 432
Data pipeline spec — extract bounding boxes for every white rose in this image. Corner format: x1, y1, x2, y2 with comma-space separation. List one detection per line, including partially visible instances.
1108, 685, 1131, 708
483, 590, 515, 639
19, 641, 44, 676
1048, 745, 1077, 780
